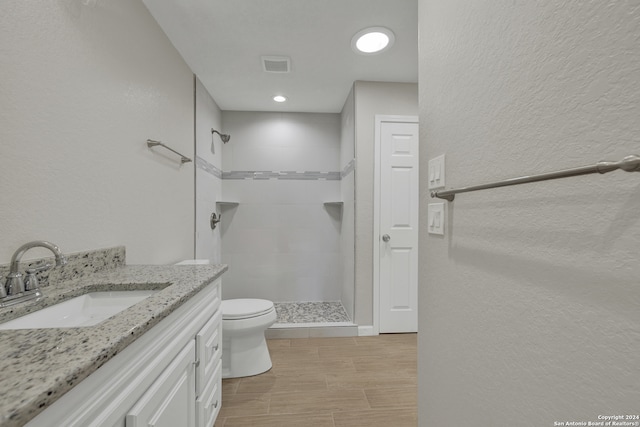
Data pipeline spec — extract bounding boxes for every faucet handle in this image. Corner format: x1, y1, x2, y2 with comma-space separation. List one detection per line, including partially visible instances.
5, 272, 25, 296
24, 263, 52, 292
23, 271, 38, 292
23, 272, 39, 291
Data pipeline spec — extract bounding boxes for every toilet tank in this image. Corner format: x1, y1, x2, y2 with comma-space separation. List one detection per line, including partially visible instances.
175, 259, 211, 265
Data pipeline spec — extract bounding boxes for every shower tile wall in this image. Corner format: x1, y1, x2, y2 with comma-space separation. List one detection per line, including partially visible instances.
195, 77, 223, 264
221, 112, 342, 303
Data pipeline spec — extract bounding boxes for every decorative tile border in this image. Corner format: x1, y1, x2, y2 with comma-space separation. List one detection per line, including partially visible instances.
197, 157, 356, 181
341, 159, 355, 178
222, 171, 341, 180
195, 156, 223, 179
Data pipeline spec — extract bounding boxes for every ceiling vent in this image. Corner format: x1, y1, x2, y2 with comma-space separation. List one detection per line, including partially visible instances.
262, 56, 291, 73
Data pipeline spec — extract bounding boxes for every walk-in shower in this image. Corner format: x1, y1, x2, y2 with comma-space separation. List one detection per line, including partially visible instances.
195, 103, 356, 338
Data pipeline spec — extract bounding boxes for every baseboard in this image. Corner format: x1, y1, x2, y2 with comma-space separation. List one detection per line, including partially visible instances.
357, 325, 377, 336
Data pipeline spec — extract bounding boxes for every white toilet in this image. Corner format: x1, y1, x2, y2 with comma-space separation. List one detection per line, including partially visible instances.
221, 298, 277, 378
175, 260, 277, 379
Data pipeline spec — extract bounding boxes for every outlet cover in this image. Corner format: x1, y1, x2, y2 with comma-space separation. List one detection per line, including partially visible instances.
428, 154, 446, 189
427, 203, 445, 235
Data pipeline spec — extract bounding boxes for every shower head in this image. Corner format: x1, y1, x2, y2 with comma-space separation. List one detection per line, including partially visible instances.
211, 129, 230, 143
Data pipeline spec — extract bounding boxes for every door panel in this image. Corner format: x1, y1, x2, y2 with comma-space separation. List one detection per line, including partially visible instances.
379, 120, 419, 333
391, 167, 413, 227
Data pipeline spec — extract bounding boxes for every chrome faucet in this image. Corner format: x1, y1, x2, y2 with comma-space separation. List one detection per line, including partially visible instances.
2, 241, 67, 307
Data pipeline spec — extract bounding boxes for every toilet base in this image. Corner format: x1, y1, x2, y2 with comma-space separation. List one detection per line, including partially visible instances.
222, 331, 273, 378
221, 308, 277, 379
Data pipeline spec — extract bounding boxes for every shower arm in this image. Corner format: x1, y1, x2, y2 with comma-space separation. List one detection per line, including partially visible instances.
211, 129, 230, 143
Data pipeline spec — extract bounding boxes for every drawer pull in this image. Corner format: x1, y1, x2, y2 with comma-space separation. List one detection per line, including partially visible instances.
194, 359, 200, 367
213, 400, 218, 409
213, 344, 219, 351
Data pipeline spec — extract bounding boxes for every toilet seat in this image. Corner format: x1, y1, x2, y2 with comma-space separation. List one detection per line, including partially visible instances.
222, 299, 275, 320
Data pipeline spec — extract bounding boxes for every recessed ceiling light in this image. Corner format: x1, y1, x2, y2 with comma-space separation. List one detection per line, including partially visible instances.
273, 95, 287, 103
351, 27, 395, 55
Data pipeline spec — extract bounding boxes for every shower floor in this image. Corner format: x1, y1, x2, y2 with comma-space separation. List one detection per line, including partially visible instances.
268, 301, 358, 338
273, 301, 351, 324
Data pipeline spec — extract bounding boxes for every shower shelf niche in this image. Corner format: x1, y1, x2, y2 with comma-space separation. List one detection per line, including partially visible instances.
216, 201, 239, 208
323, 202, 343, 220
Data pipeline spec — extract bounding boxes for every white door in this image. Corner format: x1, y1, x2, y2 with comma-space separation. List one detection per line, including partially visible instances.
378, 119, 419, 333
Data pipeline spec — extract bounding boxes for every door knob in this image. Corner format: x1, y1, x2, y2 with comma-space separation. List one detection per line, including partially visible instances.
382, 234, 391, 242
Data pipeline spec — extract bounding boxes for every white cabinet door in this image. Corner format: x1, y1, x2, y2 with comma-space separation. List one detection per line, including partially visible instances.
126, 341, 196, 427
196, 361, 222, 427
195, 307, 222, 396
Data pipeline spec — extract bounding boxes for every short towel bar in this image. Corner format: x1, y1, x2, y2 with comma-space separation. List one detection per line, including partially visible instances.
431, 154, 640, 201
146, 139, 192, 164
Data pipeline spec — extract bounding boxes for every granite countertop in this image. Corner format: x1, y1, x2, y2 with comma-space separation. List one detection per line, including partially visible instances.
0, 263, 227, 427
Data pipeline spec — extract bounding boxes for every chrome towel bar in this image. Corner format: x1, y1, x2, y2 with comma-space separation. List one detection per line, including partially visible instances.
431, 154, 640, 201
146, 139, 192, 164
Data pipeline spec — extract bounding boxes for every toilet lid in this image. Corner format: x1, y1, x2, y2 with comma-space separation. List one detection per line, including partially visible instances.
175, 259, 210, 265
222, 299, 274, 320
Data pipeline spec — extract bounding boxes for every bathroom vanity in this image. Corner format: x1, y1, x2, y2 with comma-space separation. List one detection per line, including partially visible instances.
0, 247, 226, 427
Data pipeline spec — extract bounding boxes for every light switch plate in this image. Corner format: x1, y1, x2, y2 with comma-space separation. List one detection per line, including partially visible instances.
428, 154, 446, 189
427, 203, 445, 235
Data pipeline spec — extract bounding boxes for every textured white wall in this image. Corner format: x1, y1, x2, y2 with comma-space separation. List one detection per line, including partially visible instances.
220, 112, 342, 302
418, 1, 640, 425
0, 0, 194, 264
195, 77, 223, 263
353, 81, 418, 325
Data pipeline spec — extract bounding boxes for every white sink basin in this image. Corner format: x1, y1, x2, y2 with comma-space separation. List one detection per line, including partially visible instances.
0, 290, 158, 330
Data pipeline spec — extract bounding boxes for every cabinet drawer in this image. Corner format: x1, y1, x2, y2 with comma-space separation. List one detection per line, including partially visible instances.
125, 341, 196, 427
195, 307, 222, 395
196, 360, 222, 427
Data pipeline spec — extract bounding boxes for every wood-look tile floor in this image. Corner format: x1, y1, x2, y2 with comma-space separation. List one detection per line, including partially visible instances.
214, 333, 417, 427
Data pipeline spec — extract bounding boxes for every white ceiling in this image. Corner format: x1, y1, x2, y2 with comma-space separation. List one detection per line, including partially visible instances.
142, 0, 418, 113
